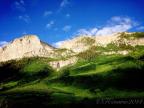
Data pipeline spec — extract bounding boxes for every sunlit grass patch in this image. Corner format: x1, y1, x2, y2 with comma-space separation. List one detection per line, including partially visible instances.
0, 81, 18, 89
48, 83, 94, 98
71, 64, 113, 76
2, 82, 52, 94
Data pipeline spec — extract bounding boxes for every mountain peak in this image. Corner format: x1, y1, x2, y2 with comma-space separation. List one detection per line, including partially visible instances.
12, 35, 40, 44
19, 34, 38, 39
1, 32, 144, 63
0, 35, 55, 62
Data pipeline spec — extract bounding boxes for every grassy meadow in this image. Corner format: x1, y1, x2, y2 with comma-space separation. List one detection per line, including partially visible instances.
0, 33, 144, 107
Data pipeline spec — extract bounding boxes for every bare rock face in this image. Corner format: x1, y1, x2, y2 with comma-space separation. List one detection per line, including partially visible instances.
58, 32, 144, 53
59, 36, 96, 53
1, 32, 144, 69
49, 57, 78, 69
0, 35, 55, 62
57, 34, 120, 53
94, 33, 120, 46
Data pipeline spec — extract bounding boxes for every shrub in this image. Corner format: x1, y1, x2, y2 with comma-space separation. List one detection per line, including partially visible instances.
77, 37, 95, 45
120, 32, 144, 39
77, 47, 100, 62
130, 45, 144, 59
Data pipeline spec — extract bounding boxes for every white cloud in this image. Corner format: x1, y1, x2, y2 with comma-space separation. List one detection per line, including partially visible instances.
110, 16, 122, 22
137, 26, 144, 30
60, 0, 69, 7
77, 28, 98, 36
96, 25, 131, 36
76, 16, 136, 36
53, 16, 138, 48
0, 41, 8, 47
57, 0, 70, 12
46, 21, 55, 29
22, 31, 27, 35
43, 11, 53, 17
108, 16, 134, 26
77, 29, 90, 36
53, 41, 64, 48
14, 0, 25, 12
62, 25, 72, 32
18, 15, 31, 23
96, 16, 135, 36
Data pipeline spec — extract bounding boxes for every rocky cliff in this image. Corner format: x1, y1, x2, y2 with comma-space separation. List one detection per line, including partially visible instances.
58, 32, 144, 53
0, 32, 144, 69
0, 35, 55, 62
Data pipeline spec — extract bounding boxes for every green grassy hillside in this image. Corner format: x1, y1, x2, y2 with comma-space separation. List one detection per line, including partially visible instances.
0, 36, 144, 107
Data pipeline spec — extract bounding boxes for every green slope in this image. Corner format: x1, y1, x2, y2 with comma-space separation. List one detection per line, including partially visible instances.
0, 33, 144, 107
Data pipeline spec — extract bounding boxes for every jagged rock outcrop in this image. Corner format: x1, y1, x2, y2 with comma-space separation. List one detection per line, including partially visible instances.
49, 57, 78, 69
0, 35, 55, 62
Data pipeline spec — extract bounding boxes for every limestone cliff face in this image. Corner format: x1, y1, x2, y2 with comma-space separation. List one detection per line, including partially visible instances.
1, 33, 144, 69
58, 33, 120, 53
58, 32, 144, 53
0, 35, 55, 62
49, 57, 78, 70
59, 36, 96, 53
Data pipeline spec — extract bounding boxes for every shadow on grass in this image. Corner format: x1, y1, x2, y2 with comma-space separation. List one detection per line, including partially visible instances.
0, 91, 82, 108
0, 91, 52, 108
0, 58, 55, 92
55, 64, 144, 91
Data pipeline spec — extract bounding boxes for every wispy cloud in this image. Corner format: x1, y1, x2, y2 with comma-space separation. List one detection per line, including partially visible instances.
60, 0, 69, 8
46, 21, 55, 29
77, 28, 98, 36
43, 11, 53, 17
0, 41, 8, 47
22, 31, 27, 35
76, 16, 137, 36
62, 25, 72, 32
13, 0, 26, 12
58, 0, 70, 12
53, 41, 65, 48
18, 15, 31, 23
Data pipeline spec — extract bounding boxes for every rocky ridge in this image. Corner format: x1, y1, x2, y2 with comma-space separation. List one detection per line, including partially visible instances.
0, 32, 144, 69
58, 32, 144, 53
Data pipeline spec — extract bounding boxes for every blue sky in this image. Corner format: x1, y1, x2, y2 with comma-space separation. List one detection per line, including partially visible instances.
0, 0, 144, 46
